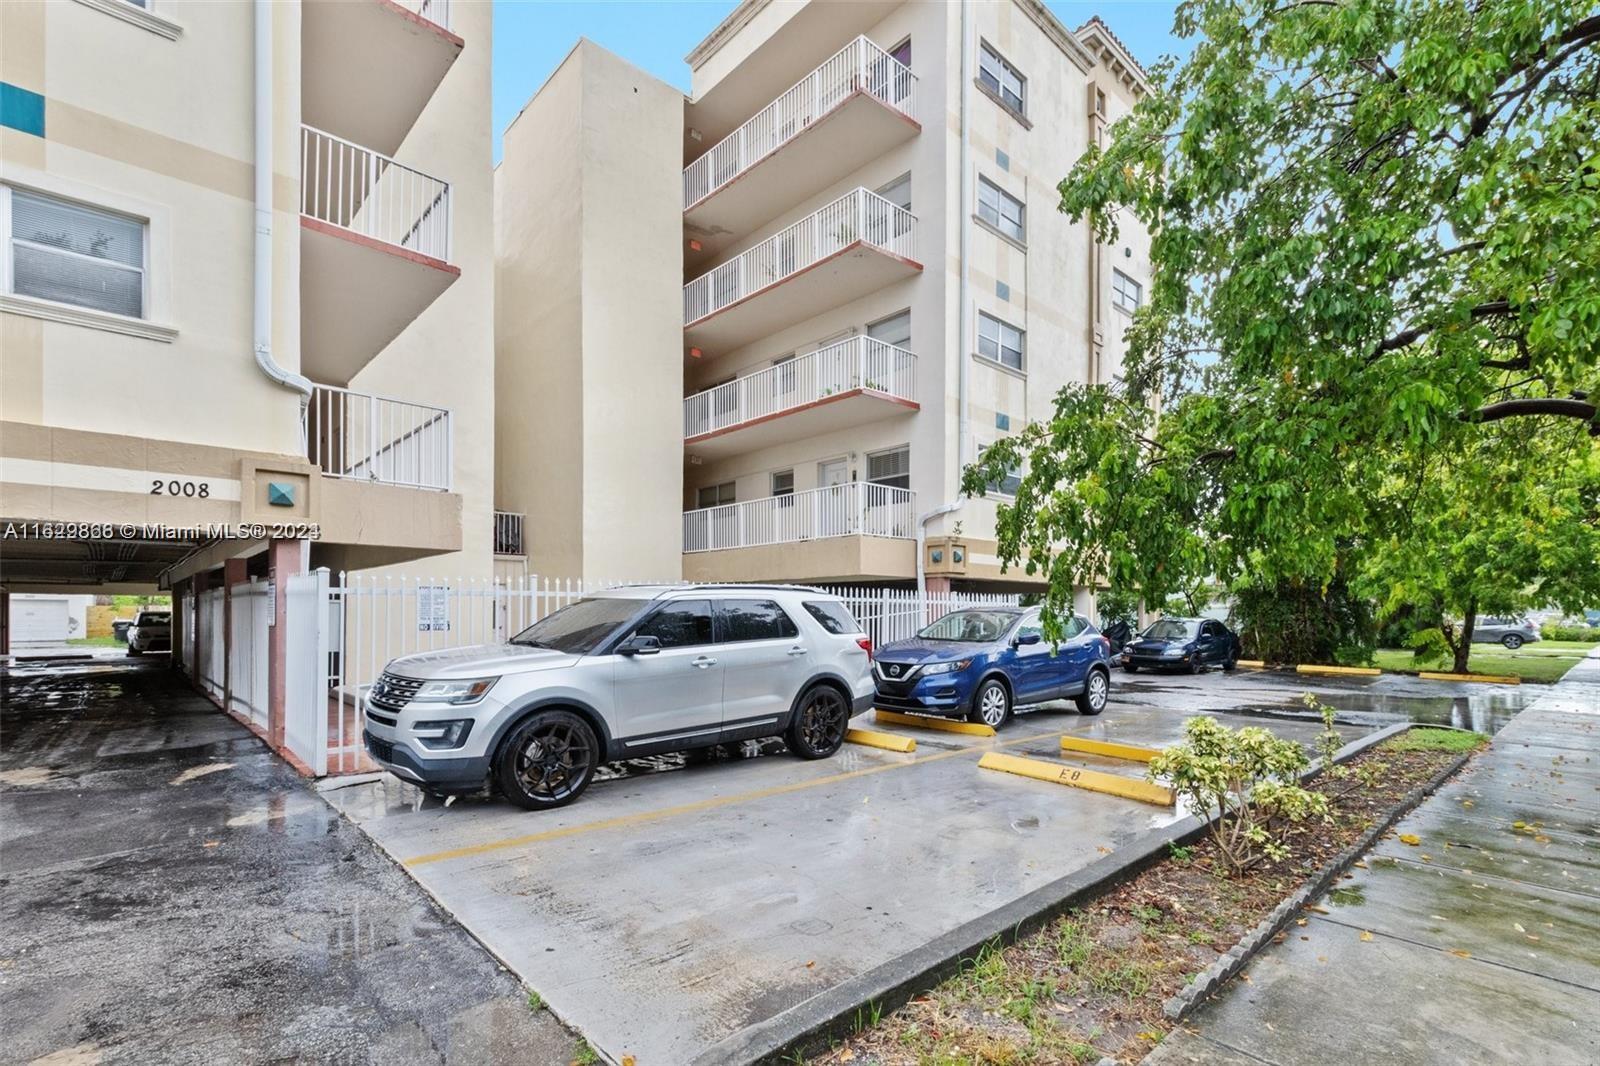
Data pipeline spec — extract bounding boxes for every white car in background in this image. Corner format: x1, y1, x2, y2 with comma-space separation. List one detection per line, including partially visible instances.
126, 609, 172, 656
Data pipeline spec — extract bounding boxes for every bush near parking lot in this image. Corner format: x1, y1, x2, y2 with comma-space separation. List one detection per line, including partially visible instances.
1542, 622, 1600, 643
1230, 578, 1375, 666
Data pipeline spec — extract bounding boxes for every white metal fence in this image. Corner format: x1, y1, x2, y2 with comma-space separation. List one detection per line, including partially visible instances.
396, 0, 451, 31
684, 188, 916, 324
305, 383, 452, 491
493, 510, 526, 555
684, 482, 914, 552
227, 579, 271, 731
826, 586, 1023, 649
684, 336, 916, 439
196, 586, 225, 701
300, 124, 452, 263
684, 35, 916, 208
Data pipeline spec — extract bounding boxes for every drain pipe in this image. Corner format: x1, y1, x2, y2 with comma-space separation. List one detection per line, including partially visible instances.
916, 501, 961, 601
956, 0, 973, 480
253, 0, 313, 440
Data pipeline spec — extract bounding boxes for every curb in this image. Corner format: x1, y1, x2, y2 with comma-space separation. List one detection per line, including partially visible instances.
1156, 743, 1474, 1024
705, 722, 1410, 1066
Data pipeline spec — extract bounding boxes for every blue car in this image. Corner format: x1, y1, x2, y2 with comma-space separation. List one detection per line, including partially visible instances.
873, 607, 1114, 729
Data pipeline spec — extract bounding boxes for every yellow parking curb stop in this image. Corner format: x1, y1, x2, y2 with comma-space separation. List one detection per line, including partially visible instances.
1296, 664, 1381, 677
1418, 671, 1521, 685
1236, 659, 1266, 669
845, 729, 916, 753
874, 709, 996, 737
1058, 735, 1162, 763
978, 752, 1174, 807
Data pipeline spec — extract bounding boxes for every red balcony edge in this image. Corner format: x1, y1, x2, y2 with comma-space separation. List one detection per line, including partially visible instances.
685, 88, 922, 215
685, 240, 923, 334
300, 216, 462, 277
685, 388, 919, 446
374, 0, 465, 50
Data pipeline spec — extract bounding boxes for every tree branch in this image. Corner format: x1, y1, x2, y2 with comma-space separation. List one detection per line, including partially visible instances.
1462, 398, 1599, 434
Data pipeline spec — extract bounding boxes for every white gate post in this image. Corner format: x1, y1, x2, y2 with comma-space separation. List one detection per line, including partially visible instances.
312, 567, 331, 776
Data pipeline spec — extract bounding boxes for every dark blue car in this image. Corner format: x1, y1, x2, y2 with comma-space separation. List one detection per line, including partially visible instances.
873, 607, 1114, 729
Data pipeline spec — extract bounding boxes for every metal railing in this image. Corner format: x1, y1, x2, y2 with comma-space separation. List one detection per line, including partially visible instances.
305, 384, 452, 491
684, 336, 916, 439
395, 0, 451, 31
684, 188, 915, 324
493, 511, 526, 555
683, 482, 915, 552
300, 124, 452, 263
684, 36, 916, 209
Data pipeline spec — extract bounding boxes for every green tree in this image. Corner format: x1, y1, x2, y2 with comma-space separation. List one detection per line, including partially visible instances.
965, 0, 1600, 631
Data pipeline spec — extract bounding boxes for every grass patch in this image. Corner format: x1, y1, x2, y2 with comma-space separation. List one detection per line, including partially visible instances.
68, 636, 123, 647
1382, 727, 1488, 754
570, 1040, 599, 1066
526, 990, 544, 1012
1371, 640, 1595, 684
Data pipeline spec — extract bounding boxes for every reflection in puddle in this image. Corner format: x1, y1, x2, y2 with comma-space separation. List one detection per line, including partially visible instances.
1213, 691, 1530, 736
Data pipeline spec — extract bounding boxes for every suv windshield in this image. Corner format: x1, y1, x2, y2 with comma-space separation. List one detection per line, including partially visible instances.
137, 612, 170, 625
918, 609, 1019, 643
511, 597, 646, 654
1144, 619, 1198, 641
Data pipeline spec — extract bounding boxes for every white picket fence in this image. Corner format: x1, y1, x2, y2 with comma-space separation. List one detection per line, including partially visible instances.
227, 579, 272, 731
276, 572, 1020, 775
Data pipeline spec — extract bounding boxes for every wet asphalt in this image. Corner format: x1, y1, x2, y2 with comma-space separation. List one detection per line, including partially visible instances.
0, 657, 577, 1066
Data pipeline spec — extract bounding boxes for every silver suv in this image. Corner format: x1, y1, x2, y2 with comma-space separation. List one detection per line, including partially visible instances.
362, 585, 874, 809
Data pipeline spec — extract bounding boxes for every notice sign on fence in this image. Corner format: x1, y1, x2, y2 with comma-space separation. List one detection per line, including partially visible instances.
417, 585, 451, 632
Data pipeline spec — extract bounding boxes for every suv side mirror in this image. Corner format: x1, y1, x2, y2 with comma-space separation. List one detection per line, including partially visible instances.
1014, 632, 1042, 646
617, 634, 662, 657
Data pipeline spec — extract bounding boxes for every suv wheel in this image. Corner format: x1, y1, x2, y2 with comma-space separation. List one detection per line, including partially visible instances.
1501, 634, 1524, 650
787, 685, 849, 759
495, 710, 599, 811
1074, 669, 1109, 716
970, 678, 1011, 729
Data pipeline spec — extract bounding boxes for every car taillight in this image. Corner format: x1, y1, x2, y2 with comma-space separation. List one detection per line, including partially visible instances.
856, 636, 873, 662
1100, 636, 1111, 653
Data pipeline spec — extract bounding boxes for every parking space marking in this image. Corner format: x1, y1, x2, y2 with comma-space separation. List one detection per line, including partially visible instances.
402, 728, 1066, 868
873, 709, 996, 737
1058, 736, 1161, 763
844, 728, 917, 752
1418, 671, 1520, 685
978, 751, 1176, 807
1297, 664, 1381, 677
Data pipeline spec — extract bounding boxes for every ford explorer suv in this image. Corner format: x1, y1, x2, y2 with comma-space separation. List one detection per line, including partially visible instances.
362, 585, 875, 810
125, 609, 172, 656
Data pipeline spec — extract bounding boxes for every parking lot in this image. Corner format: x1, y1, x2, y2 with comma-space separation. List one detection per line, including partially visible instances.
326, 666, 1532, 1063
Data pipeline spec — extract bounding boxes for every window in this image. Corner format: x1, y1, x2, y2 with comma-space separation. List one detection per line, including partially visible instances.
719, 600, 799, 642
6, 187, 146, 318
696, 482, 735, 509
978, 42, 1026, 115
803, 600, 861, 635
771, 469, 794, 497
981, 443, 1022, 497
1112, 270, 1143, 313
867, 310, 911, 349
633, 600, 715, 649
977, 177, 1025, 242
772, 354, 797, 396
890, 37, 911, 67
512, 597, 648, 655
867, 445, 910, 491
1063, 615, 1088, 639
1016, 612, 1043, 642
876, 174, 911, 211
978, 312, 1024, 371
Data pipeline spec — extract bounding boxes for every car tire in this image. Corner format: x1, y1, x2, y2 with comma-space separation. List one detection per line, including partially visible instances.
1187, 657, 1201, 674
1223, 657, 1238, 672
1501, 634, 1523, 650
786, 684, 850, 759
970, 678, 1012, 729
1124, 663, 1139, 673
495, 709, 599, 811
126, 647, 142, 657
1074, 669, 1109, 716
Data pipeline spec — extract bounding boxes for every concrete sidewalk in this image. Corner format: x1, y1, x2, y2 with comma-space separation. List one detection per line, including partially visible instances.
1146, 649, 1600, 1066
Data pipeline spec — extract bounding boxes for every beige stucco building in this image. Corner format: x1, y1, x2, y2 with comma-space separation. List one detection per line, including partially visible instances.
496, 0, 1151, 598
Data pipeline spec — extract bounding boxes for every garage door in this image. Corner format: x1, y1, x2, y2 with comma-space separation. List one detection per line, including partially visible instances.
13, 598, 70, 644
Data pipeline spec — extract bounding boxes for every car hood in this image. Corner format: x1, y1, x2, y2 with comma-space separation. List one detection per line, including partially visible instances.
385, 643, 578, 680
1126, 638, 1191, 654
876, 638, 990, 664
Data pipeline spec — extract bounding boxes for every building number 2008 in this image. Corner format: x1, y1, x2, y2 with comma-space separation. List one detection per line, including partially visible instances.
150, 479, 210, 498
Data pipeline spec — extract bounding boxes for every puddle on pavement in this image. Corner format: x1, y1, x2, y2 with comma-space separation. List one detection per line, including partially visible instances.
1214, 691, 1531, 736
593, 736, 788, 781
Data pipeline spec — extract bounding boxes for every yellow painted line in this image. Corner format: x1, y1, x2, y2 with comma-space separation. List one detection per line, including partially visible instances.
402, 727, 1066, 868
1059, 735, 1162, 763
874, 709, 996, 737
845, 728, 917, 753
1236, 659, 1266, 669
978, 751, 1175, 807
1418, 671, 1521, 685
1296, 664, 1382, 677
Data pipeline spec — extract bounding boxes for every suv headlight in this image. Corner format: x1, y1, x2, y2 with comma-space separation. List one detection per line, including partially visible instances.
412, 677, 498, 704
921, 659, 974, 676
414, 719, 474, 750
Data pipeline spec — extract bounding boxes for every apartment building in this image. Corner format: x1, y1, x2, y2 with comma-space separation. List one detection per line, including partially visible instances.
0, 0, 495, 741
497, 0, 1151, 600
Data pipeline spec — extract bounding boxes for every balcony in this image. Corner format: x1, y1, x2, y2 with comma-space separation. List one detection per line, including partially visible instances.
684, 482, 914, 551
683, 36, 918, 262
301, 0, 463, 157
684, 337, 917, 459
305, 384, 451, 491
493, 511, 526, 556
684, 188, 919, 355
299, 125, 459, 384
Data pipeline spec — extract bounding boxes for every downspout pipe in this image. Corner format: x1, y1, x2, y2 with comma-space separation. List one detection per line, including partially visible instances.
956, 0, 973, 482
253, 0, 314, 438
916, 501, 961, 601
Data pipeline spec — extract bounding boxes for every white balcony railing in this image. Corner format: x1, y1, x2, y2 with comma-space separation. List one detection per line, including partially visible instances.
684, 36, 916, 209
684, 188, 915, 325
493, 510, 526, 555
684, 482, 915, 553
300, 124, 452, 263
684, 336, 916, 439
395, 0, 452, 31
305, 384, 452, 491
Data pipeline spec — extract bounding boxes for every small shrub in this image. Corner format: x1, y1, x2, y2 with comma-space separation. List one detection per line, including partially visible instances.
1149, 716, 1331, 875
1542, 622, 1600, 642
1406, 626, 1453, 666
